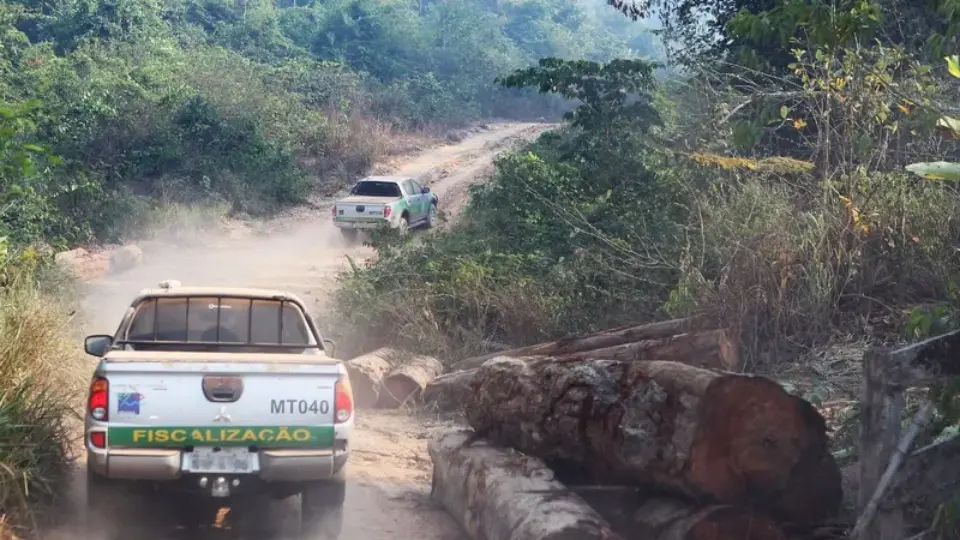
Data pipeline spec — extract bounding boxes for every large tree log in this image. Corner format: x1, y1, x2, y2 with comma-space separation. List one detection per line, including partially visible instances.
344, 348, 398, 408
554, 329, 738, 371
422, 369, 475, 413
427, 329, 735, 414
377, 353, 444, 408
450, 317, 703, 371
428, 427, 625, 540
633, 498, 786, 540
464, 357, 841, 523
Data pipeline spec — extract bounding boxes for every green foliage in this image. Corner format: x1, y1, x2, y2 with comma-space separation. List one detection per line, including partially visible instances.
0, 0, 661, 246
907, 55, 960, 182
332, 59, 684, 358
498, 57, 660, 131
334, 0, 960, 374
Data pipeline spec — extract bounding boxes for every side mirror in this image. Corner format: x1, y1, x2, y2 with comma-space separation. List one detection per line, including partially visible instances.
84, 335, 114, 357
322, 339, 337, 358
421, 186, 430, 194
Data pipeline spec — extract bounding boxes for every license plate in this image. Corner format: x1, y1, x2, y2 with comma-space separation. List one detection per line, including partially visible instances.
182, 447, 259, 474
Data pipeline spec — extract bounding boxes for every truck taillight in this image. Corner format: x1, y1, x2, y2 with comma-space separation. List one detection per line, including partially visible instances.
383, 206, 391, 218
334, 377, 353, 424
331, 205, 337, 217
89, 377, 109, 421
90, 431, 107, 449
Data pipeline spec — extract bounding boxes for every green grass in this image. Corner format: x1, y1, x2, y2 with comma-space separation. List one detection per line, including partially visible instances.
0, 263, 85, 537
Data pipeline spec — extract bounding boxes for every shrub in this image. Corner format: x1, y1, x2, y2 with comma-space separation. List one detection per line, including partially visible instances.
0, 244, 84, 537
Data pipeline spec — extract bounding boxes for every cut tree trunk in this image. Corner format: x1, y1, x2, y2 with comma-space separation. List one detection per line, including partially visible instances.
377, 354, 444, 408
554, 329, 738, 371
632, 499, 786, 540
464, 357, 841, 523
344, 348, 398, 408
428, 427, 625, 540
450, 317, 703, 371
422, 369, 476, 413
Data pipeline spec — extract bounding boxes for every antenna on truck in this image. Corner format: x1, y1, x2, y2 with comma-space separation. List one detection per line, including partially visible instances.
158, 280, 182, 290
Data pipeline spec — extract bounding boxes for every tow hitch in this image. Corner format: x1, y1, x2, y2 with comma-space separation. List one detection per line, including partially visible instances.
198, 476, 240, 498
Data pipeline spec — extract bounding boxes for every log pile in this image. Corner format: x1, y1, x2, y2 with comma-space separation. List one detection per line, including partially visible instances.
420, 318, 845, 540
344, 347, 446, 409
424, 318, 740, 414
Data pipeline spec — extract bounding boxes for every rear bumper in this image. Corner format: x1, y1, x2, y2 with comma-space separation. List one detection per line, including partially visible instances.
87, 447, 349, 483
332, 218, 390, 230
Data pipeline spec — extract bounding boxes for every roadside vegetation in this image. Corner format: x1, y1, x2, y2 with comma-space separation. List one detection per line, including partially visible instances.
0, 0, 659, 248
0, 0, 659, 536
333, 0, 960, 455
0, 115, 84, 538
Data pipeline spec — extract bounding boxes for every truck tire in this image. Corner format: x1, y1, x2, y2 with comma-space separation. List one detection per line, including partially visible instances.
300, 472, 346, 540
83, 468, 134, 540
397, 215, 409, 236
425, 203, 437, 229
339, 229, 359, 246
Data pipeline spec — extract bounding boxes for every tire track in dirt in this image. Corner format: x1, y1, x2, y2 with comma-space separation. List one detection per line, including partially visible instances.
52, 121, 553, 540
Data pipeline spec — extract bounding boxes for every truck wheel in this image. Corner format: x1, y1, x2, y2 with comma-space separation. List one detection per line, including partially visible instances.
339, 229, 359, 246
300, 473, 346, 540
397, 216, 409, 236
425, 203, 437, 229
83, 468, 132, 540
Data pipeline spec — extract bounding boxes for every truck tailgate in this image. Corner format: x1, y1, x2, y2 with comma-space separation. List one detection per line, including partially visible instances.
100, 355, 341, 448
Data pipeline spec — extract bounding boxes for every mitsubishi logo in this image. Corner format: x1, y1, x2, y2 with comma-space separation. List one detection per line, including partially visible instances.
213, 406, 232, 423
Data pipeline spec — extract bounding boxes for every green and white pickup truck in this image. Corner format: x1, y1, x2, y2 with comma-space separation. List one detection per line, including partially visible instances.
81, 280, 351, 539
331, 176, 439, 243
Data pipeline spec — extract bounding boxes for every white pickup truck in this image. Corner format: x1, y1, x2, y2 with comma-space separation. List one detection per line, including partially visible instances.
81, 280, 352, 539
331, 175, 439, 244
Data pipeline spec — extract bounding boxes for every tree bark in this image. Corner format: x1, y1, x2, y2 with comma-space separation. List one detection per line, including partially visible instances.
344, 348, 398, 409
377, 354, 445, 408
428, 427, 625, 540
632, 498, 787, 540
464, 357, 841, 523
450, 317, 702, 371
555, 330, 738, 371
422, 369, 476, 413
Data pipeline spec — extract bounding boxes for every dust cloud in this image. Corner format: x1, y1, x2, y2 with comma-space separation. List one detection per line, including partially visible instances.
48, 122, 551, 540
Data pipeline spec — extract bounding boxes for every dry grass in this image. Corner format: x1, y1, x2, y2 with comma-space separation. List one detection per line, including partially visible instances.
0, 268, 86, 537
671, 169, 960, 370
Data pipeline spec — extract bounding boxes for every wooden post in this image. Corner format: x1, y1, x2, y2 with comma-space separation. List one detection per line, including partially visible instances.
857, 348, 905, 540
857, 330, 960, 539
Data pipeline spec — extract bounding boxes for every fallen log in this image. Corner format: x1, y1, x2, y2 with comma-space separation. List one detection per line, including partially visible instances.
427, 329, 735, 413
428, 427, 625, 540
344, 348, 398, 408
377, 353, 444, 408
450, 317, 702, 371
422, 369, 475, 413
464, 357, 842, 523
554, 329, 738, 371
633, 499, 787, 540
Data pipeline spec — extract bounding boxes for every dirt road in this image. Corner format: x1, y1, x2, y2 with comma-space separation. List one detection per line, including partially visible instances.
61, 121, 553, 540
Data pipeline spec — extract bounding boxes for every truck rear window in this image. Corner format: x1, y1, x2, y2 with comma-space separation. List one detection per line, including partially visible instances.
351, 181, 401, 197
125, 297, 315, 349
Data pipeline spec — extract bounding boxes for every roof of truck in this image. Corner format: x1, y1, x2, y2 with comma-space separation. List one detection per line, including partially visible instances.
132, 281, 309, 305
357, 175, 412, 183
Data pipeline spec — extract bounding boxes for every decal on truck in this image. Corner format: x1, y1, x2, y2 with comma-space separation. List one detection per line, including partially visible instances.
108, 426, 336, 447
117, 392, 144, 415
